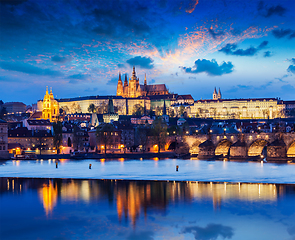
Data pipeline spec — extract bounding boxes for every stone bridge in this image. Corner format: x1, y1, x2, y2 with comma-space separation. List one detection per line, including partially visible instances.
168, 133, 295, 159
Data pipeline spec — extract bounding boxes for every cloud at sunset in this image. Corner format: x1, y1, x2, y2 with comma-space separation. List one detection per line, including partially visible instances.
219, 41, 268, 56
126, 56, 154, 69
0, 0, 294, 103
181, 59, 234, 76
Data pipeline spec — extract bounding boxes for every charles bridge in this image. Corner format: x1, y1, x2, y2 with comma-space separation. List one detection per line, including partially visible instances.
167, 132, 295, 159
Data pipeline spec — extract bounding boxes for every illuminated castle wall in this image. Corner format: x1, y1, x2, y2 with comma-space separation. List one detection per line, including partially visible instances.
190, 88, 284, 119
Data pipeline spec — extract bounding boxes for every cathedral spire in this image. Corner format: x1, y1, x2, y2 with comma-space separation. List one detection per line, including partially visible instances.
118, 72, 122, 82
132, 66, 137, 80
46, 86, 48, 94
116, 72, 123, 96
124, 74, 128, 86
144, 73, 147, 85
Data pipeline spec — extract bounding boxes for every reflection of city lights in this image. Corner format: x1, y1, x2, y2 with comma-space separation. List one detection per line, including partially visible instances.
38, 182, 58, 216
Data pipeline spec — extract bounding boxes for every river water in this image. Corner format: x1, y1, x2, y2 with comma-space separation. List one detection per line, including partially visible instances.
1, 158, 295, 183
1, 158, 295, 239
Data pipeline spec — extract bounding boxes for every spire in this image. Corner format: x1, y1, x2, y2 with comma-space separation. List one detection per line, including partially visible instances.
213, 87, 217, 100
218, 88, 222, 99
144, 73, 147, 85
108, 98, 114, 114
118, 72, 122, 82
163, 99, 167, 115
132, 66, 137, 80
116, 72, 123, 96
124, 74, 128, 86
46, 86, 48, 94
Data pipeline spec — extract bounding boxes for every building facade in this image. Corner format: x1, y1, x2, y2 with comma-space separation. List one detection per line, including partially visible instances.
2, 102, 26, 114
190, 89, 284, 119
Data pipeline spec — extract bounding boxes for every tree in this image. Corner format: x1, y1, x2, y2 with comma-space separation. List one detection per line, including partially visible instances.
67, 137, 72, 147
96, 123, 114, 154
73, 125, 84, 151
88, 103, 96, 113
179, 105, 185, 116
155, 106, 162, 116
69, 102, 82, 113
133, 104, 144, 116
262, 109, 269, 119
135, 125, 150, 152
53, 121, 63, 154
96, 102, 108, 114
151, 117, 167, 153
0, 106, 7, 119
168, 108, 175, 118
168, 125, 180, 136
61, 106, 69, 115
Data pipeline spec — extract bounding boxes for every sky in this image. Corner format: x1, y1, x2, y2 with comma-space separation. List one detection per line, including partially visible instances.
0, 0, 295, 105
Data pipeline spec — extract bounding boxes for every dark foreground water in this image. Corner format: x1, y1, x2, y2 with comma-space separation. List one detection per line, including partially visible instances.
1, 177, 295, 240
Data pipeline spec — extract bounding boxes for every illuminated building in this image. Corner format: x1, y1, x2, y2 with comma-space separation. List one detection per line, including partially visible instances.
2, 102, 26, 114
36, 87, 59, 122
190, 88, 284, 119
41, 87, 59, 122
116, 66, 169, 98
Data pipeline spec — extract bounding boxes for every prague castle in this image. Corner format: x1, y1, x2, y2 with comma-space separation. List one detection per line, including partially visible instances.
116, 66, 169, 98
35, 72, 295, 120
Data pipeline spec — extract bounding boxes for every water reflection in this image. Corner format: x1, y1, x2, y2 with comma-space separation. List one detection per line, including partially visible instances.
38, 182, 57, 216
1, 178, 294, 223
2, 178, 295, 239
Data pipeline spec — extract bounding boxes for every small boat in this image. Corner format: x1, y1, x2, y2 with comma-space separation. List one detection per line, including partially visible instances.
12, 154, 37, 160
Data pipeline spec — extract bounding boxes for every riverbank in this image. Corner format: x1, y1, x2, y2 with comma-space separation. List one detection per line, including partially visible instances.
31, 151, 178, 160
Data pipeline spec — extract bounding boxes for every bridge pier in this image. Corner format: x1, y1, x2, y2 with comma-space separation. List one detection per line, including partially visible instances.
267, 139, 287, 158
198, 140, 215, 158
229, 140, 247, 158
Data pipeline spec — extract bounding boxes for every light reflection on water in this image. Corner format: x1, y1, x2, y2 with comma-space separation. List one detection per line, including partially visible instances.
1, 178, 295, 239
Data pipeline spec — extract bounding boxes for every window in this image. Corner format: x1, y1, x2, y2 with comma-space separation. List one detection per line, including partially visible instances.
0, 146, 2, 150
3, 146, 4, 150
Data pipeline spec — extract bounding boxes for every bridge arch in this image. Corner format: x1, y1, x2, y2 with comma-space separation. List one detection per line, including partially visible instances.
189, 140, 202, 155
287, 140, 295, 157
215, 139, 232, 156
248, 139, 268, 157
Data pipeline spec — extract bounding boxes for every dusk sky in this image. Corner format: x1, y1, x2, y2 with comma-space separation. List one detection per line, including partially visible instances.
0, 0, 294, 105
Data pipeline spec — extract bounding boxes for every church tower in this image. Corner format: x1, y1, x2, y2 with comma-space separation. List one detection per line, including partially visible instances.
129, 66, 137, 98
213, 87, 218, 100
42, 86, 51, 121
217, 88, 222, 100
42, 87, 59, 122
116, 72, 123, 96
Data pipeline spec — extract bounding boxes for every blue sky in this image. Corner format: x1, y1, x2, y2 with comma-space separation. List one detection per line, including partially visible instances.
0, 0, 294, 105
